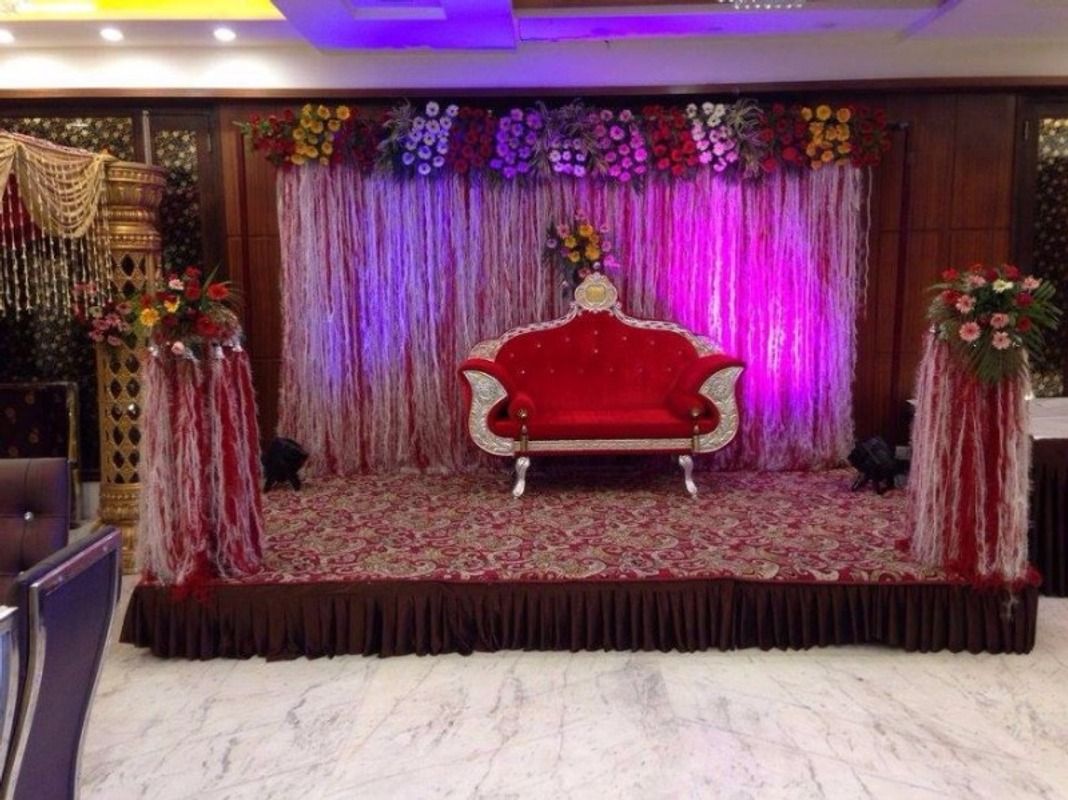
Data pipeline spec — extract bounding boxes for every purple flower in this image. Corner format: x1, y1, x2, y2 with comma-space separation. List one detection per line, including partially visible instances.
490, 158, 503, 169
517, 161, 531, 173
594, 124, 607, 138
604, 151, 617, 163
417, 162, 432, 175
510, 108, 523, 121
418, 145, 432, 159
573, 165, 586, 177
634, 148, 647, 162
619, 171, 631, 182
618, 144, 630, 156
600, 109, 612, 122
402, 152, 416, 165
503, 166, 516, 179
609, 125, 625, 141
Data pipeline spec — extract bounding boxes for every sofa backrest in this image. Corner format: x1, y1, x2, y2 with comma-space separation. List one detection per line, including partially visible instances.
495, 311, 701, 411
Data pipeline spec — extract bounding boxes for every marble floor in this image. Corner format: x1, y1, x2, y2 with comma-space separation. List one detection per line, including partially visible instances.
83, 582, 1068, 800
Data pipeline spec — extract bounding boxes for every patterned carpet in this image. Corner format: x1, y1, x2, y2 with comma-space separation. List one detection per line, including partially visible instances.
247, 467, 950, 586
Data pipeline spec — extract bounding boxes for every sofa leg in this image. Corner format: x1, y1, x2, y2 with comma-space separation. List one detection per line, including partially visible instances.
678, 455, 697, 497
513, 456, 531, 498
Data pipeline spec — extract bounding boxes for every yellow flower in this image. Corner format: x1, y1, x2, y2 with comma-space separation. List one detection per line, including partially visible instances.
290, 154, 307, 166
311, 120, 324, 134
578, 223, 594, 237
563, 236, 577, 248
837, 124, 850, 141
321, 141, 334, 155
305, 145, 319, 158
139, 308, 160, 327
805, 143, 818, 157
838, 142, 853, 154
836, 107, 852, 123
292, 128, 306, 142
816, 105, 832, 121
336, 105, 351, 121
327, 119, 341, 132
824, 127, 837, 142
808, 122, 823, 135
301, 103, 313, 116
567, 251, 581, 263
821, 150, 834, 163
319, 156, 330, 166
585, 246, 601, 261
324, 132, 335, 142
300, 117, 312, 130
317, 105, 330, 120
164, 299, 180, 313
800, 107, 813, 121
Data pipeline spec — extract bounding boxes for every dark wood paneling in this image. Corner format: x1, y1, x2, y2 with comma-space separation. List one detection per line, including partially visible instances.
950, 95, 1016, 230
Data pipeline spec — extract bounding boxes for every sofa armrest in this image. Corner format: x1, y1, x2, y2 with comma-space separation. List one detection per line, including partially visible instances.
459, 360, 517, 457
667, 355, 745, 419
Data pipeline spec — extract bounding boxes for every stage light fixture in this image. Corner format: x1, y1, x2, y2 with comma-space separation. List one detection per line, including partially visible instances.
213, 26, 236, 43
847, 436, 900, 494
263, 436, 309, 491
0, 29, 13, 45
99, 26, 124, 42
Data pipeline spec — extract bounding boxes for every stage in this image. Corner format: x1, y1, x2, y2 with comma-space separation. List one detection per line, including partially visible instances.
120, 467, 1039, 659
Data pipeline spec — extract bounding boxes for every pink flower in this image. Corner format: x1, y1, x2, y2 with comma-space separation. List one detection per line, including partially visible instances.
955, 295, 976, 314
170, 341, 187, 356
959, 322, 981, 343
1022, 276, 1041, 291
967, 274, 987, 288
990, 313, 1010, 329
991, 331, 1012, 350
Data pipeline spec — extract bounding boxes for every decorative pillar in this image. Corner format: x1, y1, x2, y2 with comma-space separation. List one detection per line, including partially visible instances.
98, 161, 166, 572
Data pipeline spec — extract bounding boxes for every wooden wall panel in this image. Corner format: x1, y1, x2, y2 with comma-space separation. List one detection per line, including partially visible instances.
950, 95, 1016, 231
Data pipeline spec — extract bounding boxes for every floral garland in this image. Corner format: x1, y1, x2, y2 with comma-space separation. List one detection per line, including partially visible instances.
928, 263, 1061, 383
238, 97, 893, 181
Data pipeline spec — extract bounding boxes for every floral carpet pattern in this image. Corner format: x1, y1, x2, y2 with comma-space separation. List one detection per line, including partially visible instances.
248, 468, 950, 586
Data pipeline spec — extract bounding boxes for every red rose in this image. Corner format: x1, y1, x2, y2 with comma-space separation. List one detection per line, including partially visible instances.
761, 157, 777, 173
657, 158, 670, 170
941, 268, 959, 282
1017, 316, 1032, 332
162, 315, 178, 328
941, 289, 960, 306
1004, 264, 1020, 280
1016, 292, 1033, 307
969, 262, 984, 274
184, 266, 201, 278
782, 146, 799, 162
206, 283, 229, 301
984, 268, 999, 282
185, 284, 202, 301
195, 314, 218, 337
283, 109, 294, 122
250, 114, 261, 125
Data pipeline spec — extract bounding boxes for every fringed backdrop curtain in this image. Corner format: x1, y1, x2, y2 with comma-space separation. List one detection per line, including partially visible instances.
0, 131, 112, 315
277, 166, 867, 474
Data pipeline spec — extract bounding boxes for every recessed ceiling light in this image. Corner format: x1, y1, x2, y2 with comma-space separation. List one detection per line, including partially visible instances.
213, 26, 237, 43
0, 29, 14, 45
100, 27, 124, 43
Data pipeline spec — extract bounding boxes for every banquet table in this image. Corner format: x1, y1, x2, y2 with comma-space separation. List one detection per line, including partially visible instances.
1029, 398, 1068, 596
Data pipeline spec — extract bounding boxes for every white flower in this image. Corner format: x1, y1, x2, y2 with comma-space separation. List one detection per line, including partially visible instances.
685, 103, 698, 117
992, 279, 1014, 293
425, 119, 440, 134
423, 134, 436, 146
432, 155, 445, 168
412, 117, 425, 131
401, 152, 416, 165
1022, 276, 1041, 290
168, 278, 183, 290
425, 101, 440, 117
701, 101, 714, 115
440, 117, 452, 131
170, 341, 186, 357
417, 162, 431, 176
436, 141, 449, 154
445, 104, 459, 117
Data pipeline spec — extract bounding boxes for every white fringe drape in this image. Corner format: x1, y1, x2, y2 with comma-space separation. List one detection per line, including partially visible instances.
278, 166, 867, 475
907, 332, 1032, 585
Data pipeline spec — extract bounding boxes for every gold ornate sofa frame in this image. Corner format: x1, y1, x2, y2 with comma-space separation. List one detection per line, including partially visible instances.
460, 274, 744, 497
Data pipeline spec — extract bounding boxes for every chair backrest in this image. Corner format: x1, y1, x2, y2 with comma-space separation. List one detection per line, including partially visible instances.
1, 527, 121, 800
0, 606, 17, 789
0, 459, 71, 605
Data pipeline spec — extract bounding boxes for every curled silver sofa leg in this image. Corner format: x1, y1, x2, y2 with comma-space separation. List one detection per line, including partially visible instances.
513, 456, 531, 498
678, 455, 697, 497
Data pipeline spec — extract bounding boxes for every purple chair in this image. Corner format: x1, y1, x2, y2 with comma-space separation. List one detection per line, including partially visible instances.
0, 459, 71, 605
1, 526, 121, 800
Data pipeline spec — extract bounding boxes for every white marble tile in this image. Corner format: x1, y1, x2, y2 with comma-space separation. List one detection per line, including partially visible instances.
81, 594, 1068, 800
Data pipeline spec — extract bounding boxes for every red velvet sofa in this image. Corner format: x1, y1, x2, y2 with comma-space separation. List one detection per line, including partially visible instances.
460, 274, 744, 496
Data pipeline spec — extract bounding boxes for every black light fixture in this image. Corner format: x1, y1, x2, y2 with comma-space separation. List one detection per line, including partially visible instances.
262, 437, 309, 491
847, 436, 899, 494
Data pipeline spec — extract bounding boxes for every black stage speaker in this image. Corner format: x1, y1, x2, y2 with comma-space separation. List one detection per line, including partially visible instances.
848, 436, 898, 494
263, 437, 309, 491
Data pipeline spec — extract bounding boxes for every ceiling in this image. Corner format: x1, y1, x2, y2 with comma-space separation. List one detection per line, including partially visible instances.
2, 0, 1068, 90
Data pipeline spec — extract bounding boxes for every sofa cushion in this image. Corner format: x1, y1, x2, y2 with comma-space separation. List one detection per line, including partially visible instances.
491, 406, 718, 440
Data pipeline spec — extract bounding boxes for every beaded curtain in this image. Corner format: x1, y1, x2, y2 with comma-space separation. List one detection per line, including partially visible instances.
277, 165, 867, 474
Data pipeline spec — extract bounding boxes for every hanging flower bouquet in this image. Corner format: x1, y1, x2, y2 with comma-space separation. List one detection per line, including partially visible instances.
928, 263, 1061, 383
445, 107, 497, 175
134, 267, 241, 359
848, 105, 892, 167
592, 108, 649, 184
686, 101, 739, 173
544, 215, 620, 289
764, 103, 809, 169
800, 104, 854, 169
490, 107, 545, 180
724, 100, 773, 179
544, 102, 601, 179
379, 100, 459, 177
642, 104, 700, 179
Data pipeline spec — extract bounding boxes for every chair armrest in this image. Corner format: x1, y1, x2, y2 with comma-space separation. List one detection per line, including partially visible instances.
459, 358, 517, 398
459, 360, 516, 457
